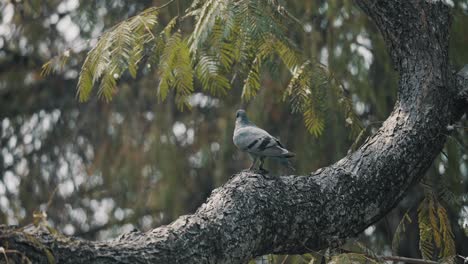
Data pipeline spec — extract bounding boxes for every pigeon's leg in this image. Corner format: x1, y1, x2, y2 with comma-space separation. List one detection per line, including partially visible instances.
258, 157, 268, 173
249, 156, 258, 170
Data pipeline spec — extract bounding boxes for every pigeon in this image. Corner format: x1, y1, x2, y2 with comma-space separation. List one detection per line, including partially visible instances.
233, 109, 295, 172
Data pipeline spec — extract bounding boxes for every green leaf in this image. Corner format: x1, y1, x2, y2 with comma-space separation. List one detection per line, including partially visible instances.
157, 32, 194, 110
304, 107, 325, 137
417, 188, 455, 262
195, 54, 231, 95
98, 71, 117, 102
392, 211, 412, 253
241, 56, 262, 101
76, 7, 159, 101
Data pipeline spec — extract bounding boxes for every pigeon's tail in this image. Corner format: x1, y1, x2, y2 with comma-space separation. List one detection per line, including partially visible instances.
281, 150, 295, 158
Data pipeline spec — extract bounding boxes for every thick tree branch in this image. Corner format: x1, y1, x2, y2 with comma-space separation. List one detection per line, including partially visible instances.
1, 1, 466, 263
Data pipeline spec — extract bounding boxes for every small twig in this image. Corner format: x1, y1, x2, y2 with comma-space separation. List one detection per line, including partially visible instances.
0, 247, 32, 264
138, 17, 156, 39
0, 247, 9, 264
379, 255, 438, 264
176, 0, 180, 17
45, 186, 59, 211
280, 255, 289, 264
283, 9, 303, 28
340, 248, 439, 264
457, 255, 468, 263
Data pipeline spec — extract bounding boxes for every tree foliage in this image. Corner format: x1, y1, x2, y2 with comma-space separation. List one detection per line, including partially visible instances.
417, 186, 456, 263
44, 0, 362, 137
76, 7, 160, 101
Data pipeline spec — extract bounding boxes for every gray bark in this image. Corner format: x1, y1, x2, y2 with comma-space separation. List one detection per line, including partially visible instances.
1, 0, 467, 263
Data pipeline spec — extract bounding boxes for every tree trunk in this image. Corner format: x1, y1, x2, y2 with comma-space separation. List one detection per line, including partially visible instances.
1, 1, 467, 263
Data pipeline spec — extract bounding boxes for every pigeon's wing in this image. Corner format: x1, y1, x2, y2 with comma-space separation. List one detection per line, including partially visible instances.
233, 126, 267, 150
234, 126, 293, 157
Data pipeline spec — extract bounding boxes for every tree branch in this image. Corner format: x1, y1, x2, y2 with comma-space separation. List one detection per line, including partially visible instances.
379, 255, 438, 264
339, 248, 440, 264
0, 1, 465, 263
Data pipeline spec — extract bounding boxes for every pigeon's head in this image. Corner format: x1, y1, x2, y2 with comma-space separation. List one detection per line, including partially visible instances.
235, 109, 249, 124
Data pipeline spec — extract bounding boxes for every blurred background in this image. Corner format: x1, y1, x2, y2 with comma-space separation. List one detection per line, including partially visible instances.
0, 0, 467, 261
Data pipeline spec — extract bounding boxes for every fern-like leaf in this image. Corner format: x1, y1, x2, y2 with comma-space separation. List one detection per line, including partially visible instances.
417, 188, 456, 262
157, 32, 194, 110
392, 211, 412, 254
189, 0, 230, 54
195, 54, 231, 95
98, 70, 117, 102
418, 193, 436, 260
304, 108, 325, 137
76, 7, 159, 101
241, 56, 262, 101
41, 50, 70, 77
437, 204, 456, 262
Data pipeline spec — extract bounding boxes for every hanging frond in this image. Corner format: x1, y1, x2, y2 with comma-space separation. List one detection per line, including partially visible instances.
208, 17, 236, 68
284, 61, 311, 109
77, 35, 112, 101
304, 107, 325, 137
417, 188, 456, 263
163, 16, 179, 38
241, 56, 262, 101
282, 60, 327, 137
418, 192, 437, 260
281, 59, 362, 137
174, 40, 195, 110
392, 211, 412, 253
98, 70, 117, 102
76, 7, 159, 101
188, 0, 303, 100
437, 205, 456, 262
195, 54, 231, 95
272, 37, 301, 71
41, 50, 70, 76
189, 0, 231, 54
127, 11, 159, 78
147, 16, 179, 68
157, 32, 194, 110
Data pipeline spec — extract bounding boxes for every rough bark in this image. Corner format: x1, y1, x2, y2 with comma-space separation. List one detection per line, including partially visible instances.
1, 0, 467, 263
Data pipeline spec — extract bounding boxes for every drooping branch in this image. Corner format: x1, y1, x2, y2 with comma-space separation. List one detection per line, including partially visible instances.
1, 1, 466, 263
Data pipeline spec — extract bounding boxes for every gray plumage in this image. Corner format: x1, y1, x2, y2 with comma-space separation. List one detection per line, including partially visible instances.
233, 109, 295, 172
